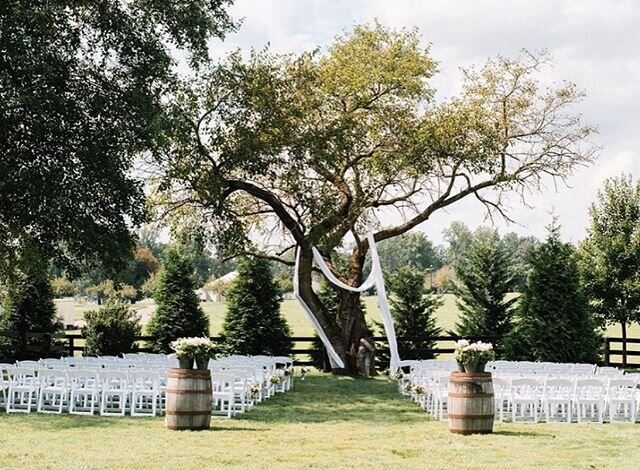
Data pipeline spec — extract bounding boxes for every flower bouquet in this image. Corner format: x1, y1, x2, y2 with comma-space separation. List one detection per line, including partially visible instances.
170, 337, 216, 370
413, 384, 426, 396
249, 383, 261, 400
453, 339, 495, 373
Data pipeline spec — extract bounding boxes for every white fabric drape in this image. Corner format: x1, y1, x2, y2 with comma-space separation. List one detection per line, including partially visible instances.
293, 232, 401, 372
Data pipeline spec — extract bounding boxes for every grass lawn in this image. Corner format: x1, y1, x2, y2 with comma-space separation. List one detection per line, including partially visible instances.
1, 373, 639, 469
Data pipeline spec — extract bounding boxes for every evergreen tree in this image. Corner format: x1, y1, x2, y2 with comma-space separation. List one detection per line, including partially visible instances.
147, 248, 209, 353
387, 267, 442, 360
452, 229, 516, 353
509, 223, 601, 363
0, 246, 62, 361
221, 257, 292, 356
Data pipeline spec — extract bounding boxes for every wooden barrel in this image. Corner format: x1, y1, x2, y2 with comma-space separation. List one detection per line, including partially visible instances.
165, 368, 212, 431
447, 372, 494, 435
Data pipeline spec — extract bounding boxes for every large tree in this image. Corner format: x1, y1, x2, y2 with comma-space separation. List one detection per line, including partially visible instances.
579, 175, 640, 366
154, 24, 596, 374
0, 1, 235, 276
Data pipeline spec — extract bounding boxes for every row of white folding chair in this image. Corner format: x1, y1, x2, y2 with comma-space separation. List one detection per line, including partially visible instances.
5, 367, 160, 416
493, 375, 638, 423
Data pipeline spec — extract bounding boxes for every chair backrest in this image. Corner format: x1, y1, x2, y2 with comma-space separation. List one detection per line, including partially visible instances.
574, 378, 604, 399
67, 368, 99, 388
129, 370, 159, 390
211, 373, 235, 390
608, 378, 637, 399
16, 360, 40, 368
510, 378, 540, 397
9, 367, 37, 386
39, 369, 68, 387
543, 378, 574, 399
100, 370, 128, 388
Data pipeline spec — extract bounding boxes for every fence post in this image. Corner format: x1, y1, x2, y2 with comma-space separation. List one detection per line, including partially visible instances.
604, 338, 610, 366
68, 336, 75, 357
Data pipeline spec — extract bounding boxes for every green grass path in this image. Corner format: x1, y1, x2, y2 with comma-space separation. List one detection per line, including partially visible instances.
1, 374, 639, 469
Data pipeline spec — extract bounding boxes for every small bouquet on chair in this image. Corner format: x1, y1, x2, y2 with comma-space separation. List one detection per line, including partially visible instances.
454, 339, 495, 373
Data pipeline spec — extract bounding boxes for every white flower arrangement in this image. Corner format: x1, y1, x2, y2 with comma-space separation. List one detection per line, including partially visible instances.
170, 337, 216, 360
300, 367, 309, 380
269, 374, 283, 385
454, 340, 495, 372
402, 382, 412, 393
249, 383, 261, 399
413, 384, 426, 396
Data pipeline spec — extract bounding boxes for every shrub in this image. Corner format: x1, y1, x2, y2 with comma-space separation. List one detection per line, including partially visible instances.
82, 303, 142, 356
0, 246, 63, 361
147, 248, 209, 353
51, 277, 76, 298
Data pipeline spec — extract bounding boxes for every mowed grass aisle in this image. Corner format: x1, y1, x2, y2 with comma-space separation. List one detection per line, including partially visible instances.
1, 374, 640, 469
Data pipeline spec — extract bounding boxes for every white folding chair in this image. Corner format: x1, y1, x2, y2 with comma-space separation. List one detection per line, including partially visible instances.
7, 367, 38, 413
492, 377, 511, 422
130, 370, 159, 417
510, 378, 541, 423
607, 378, 637, 423
100, 370, 129, 416
574, 378, 605, 424
37, 369, 68, 414
542, 378, 574, 423
68, 369, 100, 415
211, 373, 235, 418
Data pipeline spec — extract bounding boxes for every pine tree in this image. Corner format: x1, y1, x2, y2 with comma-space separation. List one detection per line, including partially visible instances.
221, 257, 292, 356
452, 229, 516, 353
508, 223, 602, 363
147, 248, 209, 353
387, 267, 442, 360
0, 246, 62, 361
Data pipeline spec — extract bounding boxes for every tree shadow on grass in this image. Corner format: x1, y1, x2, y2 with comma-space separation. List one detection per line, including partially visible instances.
238, 375, 431, 425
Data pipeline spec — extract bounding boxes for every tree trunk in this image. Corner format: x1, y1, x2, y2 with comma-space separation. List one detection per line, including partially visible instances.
621, 321, 628, 368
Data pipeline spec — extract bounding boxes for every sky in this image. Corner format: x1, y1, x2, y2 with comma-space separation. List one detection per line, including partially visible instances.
207, 0, 640, 245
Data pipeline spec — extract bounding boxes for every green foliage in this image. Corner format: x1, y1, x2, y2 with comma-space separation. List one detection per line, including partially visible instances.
0, 247, 63, 361
221, 257, 292, 356
0, 1, 235, 277
366, 233, 444, 278
579, 175, 640, 331
140, 271, 160, 299
387, 267, 442, 360
51, 277, 77, 298
147, 248, 209, 353
117, 247, 160, 292
508, 223, 601, 363
452, 229, 516, 353
82, 303, 142, 356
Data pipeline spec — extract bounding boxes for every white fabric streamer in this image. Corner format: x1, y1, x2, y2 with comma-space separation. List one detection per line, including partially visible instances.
294, 249, 345, 368
293, 232, 402, 372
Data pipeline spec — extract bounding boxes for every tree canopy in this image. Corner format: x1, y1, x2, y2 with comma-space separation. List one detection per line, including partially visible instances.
0, 1, 235, 276
579, 174, 640, 366
153, 22, 597, 373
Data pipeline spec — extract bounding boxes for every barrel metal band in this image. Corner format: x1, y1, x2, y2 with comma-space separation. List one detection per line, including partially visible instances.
166, 388, 212, 394
448, 413, 495, 419
448, 392, 494, 398
165, 410, 212, 416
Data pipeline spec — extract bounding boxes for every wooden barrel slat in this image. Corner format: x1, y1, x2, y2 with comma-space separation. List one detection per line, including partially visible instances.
448, 371, 494, 435
165, 368, 212, 431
